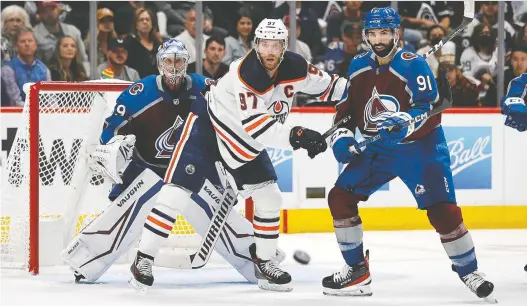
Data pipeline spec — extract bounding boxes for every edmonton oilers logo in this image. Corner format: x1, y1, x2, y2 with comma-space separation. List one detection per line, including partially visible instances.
267, 100, 290, 123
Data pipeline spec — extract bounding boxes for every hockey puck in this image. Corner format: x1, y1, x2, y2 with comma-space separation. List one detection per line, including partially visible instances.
293, 250, 311, 265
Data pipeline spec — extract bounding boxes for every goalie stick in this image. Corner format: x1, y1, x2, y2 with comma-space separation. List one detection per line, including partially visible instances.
322, 0, 475, 140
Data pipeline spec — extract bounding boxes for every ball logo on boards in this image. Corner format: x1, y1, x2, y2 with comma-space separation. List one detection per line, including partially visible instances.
266, 147, 293, 192
444, 127, 492, 189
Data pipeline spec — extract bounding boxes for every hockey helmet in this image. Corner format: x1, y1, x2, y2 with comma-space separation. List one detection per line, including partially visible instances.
157, 39, 190, 88
362, 7, 401, 58
253, 18, 288, 70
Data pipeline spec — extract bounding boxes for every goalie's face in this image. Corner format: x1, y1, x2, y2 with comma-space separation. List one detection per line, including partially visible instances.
256, 39, 285, 71
158, 54, 188, 88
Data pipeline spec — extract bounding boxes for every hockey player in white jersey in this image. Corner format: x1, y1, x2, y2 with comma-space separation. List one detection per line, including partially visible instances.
134, 18, 348, 292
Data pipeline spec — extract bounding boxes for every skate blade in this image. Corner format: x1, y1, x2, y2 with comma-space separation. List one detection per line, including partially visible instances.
323, 284, 373, 297
128, 277, 150, 293
257, 279, 293, 292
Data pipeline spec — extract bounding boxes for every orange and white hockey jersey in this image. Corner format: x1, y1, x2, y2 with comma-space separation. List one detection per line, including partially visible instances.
207, 50, 348, 169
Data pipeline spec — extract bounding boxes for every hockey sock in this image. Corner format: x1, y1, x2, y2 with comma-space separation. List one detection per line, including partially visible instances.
334, 215, 364, 265
440, 223, 477, 277
138, 205, 178, 258
253, 210, 280, 260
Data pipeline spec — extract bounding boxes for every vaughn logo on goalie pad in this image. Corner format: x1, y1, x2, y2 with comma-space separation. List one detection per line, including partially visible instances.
117, 180, 144, 206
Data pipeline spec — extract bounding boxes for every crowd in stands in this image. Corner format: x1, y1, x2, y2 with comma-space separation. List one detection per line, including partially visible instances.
1, 1, 527, 107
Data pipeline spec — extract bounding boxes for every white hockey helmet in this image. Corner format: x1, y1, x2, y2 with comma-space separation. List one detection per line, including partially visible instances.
253, 18, 288, 69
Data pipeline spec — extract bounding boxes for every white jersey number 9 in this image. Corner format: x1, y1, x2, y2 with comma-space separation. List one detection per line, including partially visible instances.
417, 75, 433, 91
116, 104, 127, 116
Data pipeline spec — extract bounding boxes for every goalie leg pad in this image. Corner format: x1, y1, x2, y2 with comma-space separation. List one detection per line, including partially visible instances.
61, 168, 163, 282
251, 183, 282, 261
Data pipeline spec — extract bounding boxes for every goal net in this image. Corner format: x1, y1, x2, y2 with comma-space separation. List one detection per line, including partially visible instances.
0, 81, 249, 274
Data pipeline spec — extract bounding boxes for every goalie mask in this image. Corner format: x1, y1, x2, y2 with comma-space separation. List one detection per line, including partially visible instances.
363, 7, 401, 59
253, 18, 288, 72
157, 39, 189, 88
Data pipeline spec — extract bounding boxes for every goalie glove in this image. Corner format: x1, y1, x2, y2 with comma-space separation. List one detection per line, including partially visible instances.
88, 135, 136, 184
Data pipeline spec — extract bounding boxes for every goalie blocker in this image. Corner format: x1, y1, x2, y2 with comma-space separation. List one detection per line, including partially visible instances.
62, 168, 281, 283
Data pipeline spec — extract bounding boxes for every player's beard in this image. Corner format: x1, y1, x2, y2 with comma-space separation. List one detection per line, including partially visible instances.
371, 40, 395, 58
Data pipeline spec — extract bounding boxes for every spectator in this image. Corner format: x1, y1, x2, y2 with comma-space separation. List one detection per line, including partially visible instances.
271, 1, 323, 56
96, 38, 140, 82
440, 62, 480, 107
461, 1, 516, 52
283, 15, 312, 62
84, 8, 117, 66
417, 25, 456, 78
176, 8, 210, 64
513, 24, 527, 46
33, 1, 88, 72
398, 1, 454, 49
187, 36, 229, 79
47, 35, 88, 82
398, 24, 416, 53
1, 5, 31, 63
1, 77, 14, 106
110, 1, 158, 38
125, 8, 163, 78
1, 27, 51, 106
460, 23, 498, 81
326, 1, 365, 43
321, 22, 362, 78
155, 2, 227, 38
223, 6, 254, 65
483, 43, 527, 107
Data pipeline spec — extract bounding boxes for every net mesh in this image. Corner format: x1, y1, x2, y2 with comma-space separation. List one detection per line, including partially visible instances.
1, 82, 240, 271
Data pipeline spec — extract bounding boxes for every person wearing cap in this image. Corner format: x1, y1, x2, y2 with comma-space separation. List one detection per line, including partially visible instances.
33, 1, 88, 75
96, 38, 140, 82
417, 25, 456, 78
283, 14, 312, 62
84, 8, 117, 66
439, 62, 481, 107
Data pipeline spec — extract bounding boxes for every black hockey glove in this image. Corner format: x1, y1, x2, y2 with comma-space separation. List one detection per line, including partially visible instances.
290, 126, 328, 158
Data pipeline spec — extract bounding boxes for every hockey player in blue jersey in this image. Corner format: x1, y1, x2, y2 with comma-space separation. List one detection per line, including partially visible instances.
62, 39, 282, 286
322, 8, 495, 301
501, 73, 527, 132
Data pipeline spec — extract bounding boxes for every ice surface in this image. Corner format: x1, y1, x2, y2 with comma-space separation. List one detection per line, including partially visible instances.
2, 230, 526, 306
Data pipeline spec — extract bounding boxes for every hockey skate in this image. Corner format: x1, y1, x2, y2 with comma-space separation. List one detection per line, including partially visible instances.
129, 251, 154, 292
460, 271, 497, 303
249, 244, 292, 292
322, 249, 372, 296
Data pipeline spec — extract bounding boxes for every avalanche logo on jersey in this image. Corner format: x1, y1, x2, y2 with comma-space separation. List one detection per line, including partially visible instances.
363, 87, 400, 132
154, 116, 184, 158
267, 100, 290, 124
401, 52, 418, 60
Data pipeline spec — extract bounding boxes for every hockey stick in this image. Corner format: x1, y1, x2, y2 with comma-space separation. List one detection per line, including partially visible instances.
322, 0, 474, 140
188, 162, 239, 269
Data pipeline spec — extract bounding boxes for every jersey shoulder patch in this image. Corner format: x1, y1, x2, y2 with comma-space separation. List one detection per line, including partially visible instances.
188, 73, 214, 93
275, 51, 308, 84
238, 50, 273, 94
347, 51, 372, 79
118, 75, 158, 107
392, 50, 428, 78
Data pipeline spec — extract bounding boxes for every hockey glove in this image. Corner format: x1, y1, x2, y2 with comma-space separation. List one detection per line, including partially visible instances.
376, 112, 415, 145
88, 135, 136, 183
330, 128, 362, 164
502, 97, 527, 132
290, 126, 328, 158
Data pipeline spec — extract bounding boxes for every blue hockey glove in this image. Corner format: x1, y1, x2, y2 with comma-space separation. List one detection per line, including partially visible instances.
376, 112, 415, 145
330, 128, 362, 164
502, 97, 527, 132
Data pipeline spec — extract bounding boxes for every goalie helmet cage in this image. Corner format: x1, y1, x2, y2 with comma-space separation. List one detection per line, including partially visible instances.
0, 81, 252, 275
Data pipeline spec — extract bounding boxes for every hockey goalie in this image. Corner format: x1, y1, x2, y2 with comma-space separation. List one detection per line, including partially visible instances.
61, 39, 283, 286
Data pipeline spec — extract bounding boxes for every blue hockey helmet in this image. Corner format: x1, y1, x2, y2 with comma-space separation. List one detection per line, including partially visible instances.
157, 39, 190, 87
363, 7, 401, 58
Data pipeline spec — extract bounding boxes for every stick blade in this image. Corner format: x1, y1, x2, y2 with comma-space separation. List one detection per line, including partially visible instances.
463, 0, 475, 19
